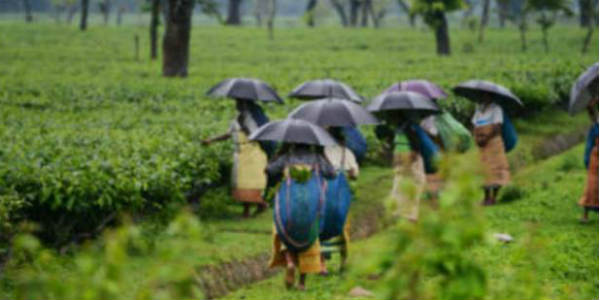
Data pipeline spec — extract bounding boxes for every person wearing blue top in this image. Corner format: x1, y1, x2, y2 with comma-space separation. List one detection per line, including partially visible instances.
579, 98, 598, 223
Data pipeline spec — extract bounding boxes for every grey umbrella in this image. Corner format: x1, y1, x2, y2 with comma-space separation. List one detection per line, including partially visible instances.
206, 78, 284, 103
289, 79, 363, 103
367, 91, 440, 115
569, 63, 599, 115
453, 80, 522, 107
288, 98, 379, 127
249, 119, 337, 146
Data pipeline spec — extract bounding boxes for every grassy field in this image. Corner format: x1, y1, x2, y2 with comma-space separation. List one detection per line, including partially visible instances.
0, 20, 597, 299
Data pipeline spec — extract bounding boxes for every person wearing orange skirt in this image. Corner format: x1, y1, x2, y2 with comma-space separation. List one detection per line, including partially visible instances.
579, 98, 598, 223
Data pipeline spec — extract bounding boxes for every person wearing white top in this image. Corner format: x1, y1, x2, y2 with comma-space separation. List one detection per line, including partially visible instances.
324, 144, 359, 179
472, 99, 510, 206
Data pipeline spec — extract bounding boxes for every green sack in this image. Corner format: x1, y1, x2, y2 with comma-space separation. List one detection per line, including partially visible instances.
434, 112, 473, 153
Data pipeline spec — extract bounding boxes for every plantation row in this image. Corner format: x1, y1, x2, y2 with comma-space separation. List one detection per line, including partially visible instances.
0, 24, 596, 244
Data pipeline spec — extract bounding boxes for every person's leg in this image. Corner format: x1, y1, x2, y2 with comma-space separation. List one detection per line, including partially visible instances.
284, 251, 295, 289
242, 203, 251, 218
340, 247, 348, 273
254, 202, 267, 215
490, 186, 500, 205
319, 254, 329, 275
298, 273, 307, 290
581, 208, 590, 223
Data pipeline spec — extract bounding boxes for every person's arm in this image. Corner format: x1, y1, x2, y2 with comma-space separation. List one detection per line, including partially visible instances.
266, 154, 286, 177
201, 132, 231, 145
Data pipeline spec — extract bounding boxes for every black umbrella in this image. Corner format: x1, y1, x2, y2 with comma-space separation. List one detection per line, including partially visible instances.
569, 63, 598, 115
367, 91, 440, 115
289, 79, 363, 103
453, 80, 522, 107
249, 119, 337, 146
288, 98, 379, 127
206, 78, 284, 103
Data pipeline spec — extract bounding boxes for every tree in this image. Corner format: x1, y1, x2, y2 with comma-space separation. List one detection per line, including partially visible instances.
411, 0, 464, 55
23, 0, 33, 22
496, 0, 510, 27
150, 0, 160, 59
330, 0, 349, 27
397, 0, 415, 27
526, 0, 572, 52
226, 0, 242, 25
304, 0, 318, 27
578, 0, 592, 27
198, 0, 223, 23
98, 0, 111, 24
478, 0, 490, 42
162, 0, 194, 77
80, 0, 89, 30
349, 0, 361, 26
581, 0, 597, 53
266, 0, 276, 39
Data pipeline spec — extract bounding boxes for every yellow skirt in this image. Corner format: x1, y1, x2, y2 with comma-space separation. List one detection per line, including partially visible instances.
269, 226, 322, 274
475, 126, 510, 187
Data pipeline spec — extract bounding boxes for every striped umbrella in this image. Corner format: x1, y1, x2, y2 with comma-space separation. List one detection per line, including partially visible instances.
384, 79, 448, 100
289, 79, 363, 103
288, 98, 379, 127
206, 78, 284, 103
569, 63, 598, 115
249, 119, 337, 146
453, 80, 522, 107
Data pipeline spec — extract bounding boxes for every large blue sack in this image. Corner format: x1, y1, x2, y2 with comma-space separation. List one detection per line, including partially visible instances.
319, 172, 352, 241
412, 124, 440, 174
584, 123, 599, 168
501, 111, 518, 153
274, 171, 324, 252
342, 126, 367, 162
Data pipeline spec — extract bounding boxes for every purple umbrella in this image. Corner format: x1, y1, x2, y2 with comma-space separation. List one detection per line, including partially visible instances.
569, 63, 598, 115
384, 79, 448, 100
367, 91, 440, 116
288, 98, 379, 127
453, 80, 523, 107
206, 78, 284, 103
249, 119, 337, 146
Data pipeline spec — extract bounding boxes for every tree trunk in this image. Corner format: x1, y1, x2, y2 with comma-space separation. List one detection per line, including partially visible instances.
497, 0, 509, 28
579, 0, 592, 27
226, 0, 242, 25
266, 0, 276, 39
116, 7, 124, 25
23, 0, 33, 22
150, 0, 160, 60
80, 0, 89, 31
350, 0, 360, 27
305, 0, 318, 27
519, 16, 527, 52
582, 23, 594, 53
360, 0, 369, 27
162, 0, 194, 77
541, 27, 549, 53
478, 0, 490, 42
369, 2, 382, 28
101, 0, 111, 25
330, 0, 348, 27
67, 4, 77, 24
396, 0, 414, 27
462, 0, 476, 21
434, 12, 450, 55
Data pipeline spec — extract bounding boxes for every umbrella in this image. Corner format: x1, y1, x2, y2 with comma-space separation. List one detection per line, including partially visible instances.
569, 63, 599, 115
289, 79, 363, 103
288, 98, 379, 127
249, 119, 337, 146
367, 91, 440, 115
384, 79, 448, 100
206, 78, 284, 103
453, 80, 522, 107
